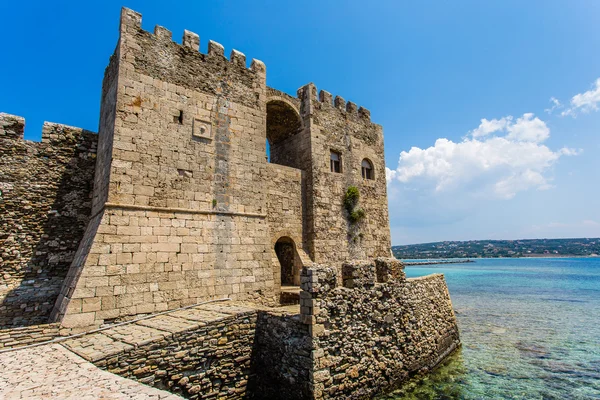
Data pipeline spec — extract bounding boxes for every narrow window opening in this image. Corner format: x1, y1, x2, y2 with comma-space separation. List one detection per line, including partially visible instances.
174, 110, 183, 124
330, 151, 341, 173
361, 159, 374, 180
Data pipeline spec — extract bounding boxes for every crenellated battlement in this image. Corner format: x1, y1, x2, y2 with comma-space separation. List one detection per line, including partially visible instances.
119, 7, 265, 75
296, 83, 372, 121
0, 113, 97, 149
41, 122, 97, 148
0, 113, 25, 140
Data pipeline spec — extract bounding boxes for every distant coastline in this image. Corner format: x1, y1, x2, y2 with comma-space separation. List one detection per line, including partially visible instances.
392, 238, 600, 260
402, 259, 475, 266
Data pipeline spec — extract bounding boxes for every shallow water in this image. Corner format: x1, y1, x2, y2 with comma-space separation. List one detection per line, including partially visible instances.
383, 258, 600, 399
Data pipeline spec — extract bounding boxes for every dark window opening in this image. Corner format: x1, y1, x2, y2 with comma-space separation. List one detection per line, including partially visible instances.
361, 159, 374, 180
276, 241, 296, 286
174, 110, 183, 124
330, 151, 341, 173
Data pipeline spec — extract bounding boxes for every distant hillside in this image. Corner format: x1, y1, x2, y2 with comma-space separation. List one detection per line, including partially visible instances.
392, 238, 600, 259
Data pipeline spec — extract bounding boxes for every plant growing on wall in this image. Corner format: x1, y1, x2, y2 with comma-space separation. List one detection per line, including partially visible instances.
344, 186, 365, 224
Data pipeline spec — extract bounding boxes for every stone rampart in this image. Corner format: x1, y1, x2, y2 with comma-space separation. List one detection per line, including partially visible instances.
299, 259, 460, 399
0, 262, 459, 400
0, 113, 97, 328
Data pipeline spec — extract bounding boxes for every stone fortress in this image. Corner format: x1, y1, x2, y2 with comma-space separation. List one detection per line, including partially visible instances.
0, 8, 460, 399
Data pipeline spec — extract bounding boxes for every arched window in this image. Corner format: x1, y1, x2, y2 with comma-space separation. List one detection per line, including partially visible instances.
361, 159, 374, 180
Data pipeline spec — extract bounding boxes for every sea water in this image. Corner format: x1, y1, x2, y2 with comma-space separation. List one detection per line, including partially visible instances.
382, 258, 600, 400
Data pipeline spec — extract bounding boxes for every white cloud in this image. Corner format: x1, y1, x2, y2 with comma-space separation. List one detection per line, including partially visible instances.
544, 97, 562, 114
559, 147, 582, 156
561, 78, 600, 117
386, 113, 578, 200
506, 113, 550, 142
470, 116, 511, 138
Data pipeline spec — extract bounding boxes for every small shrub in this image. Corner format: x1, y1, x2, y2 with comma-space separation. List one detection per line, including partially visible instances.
344, 186, 365, 223
344, 186, 360, 212
349, 208, 365, 223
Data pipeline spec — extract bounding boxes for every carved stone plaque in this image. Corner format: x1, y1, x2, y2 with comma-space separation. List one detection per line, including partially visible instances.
193, 118, 212, 140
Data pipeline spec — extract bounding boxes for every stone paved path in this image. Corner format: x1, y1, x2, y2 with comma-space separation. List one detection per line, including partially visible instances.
0, 343, 181, 399
0, 301, 298, 399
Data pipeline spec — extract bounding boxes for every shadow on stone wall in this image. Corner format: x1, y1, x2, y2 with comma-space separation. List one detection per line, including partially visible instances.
246, 310, 312, 400
0, 122, 97, 328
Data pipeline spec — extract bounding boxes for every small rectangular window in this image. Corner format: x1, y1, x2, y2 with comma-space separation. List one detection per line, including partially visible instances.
330, 151, 341, 173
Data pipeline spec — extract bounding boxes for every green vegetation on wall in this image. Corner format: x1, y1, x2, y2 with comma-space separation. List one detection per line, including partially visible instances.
344, 186, 365, 224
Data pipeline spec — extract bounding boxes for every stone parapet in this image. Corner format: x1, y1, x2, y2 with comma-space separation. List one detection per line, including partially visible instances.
0, 113, 25, 139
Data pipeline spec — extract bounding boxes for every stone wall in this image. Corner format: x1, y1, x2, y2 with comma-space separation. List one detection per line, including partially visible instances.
0, 113, 97, 328
87, 304, 258, 399
56, 208, 272, 328
299, 260, 460, 399
247, 309, 312, 399
266, 163, 308, 288
59, 301, 307, 400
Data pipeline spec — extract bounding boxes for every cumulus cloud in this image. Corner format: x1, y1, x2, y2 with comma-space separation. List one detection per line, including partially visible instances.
470, 116, 511, 138
561, 78, 600, 117
386, 113, 579, 200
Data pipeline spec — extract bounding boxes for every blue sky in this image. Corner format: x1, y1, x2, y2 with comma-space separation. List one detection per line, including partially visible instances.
2, 1, 600, 245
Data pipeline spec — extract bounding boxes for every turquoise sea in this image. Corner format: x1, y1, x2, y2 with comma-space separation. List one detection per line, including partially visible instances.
384, 258, 600, 400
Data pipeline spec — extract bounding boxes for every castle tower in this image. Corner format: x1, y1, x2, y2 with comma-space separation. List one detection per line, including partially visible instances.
49, 7, 392, 328
51, 8, 276, 327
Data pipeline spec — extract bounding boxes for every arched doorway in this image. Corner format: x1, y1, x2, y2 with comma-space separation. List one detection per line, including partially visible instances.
266, 100, 303, 169
275, 236, 301, 286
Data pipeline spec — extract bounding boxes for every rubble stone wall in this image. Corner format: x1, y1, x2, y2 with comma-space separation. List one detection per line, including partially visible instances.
95, 308, 257, 399
0, 322, 64, 350
247, 310, 312, 400
0, 113, 97, 328
299, 260, 460, 399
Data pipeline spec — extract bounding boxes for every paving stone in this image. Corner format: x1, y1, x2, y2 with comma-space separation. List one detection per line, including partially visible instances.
62, 333, 133, 362
169, 308, 228, 323
136, 315, 200, 333
102, 324, 168, 346
196, 302, 257, 316
0, 344, 180, 399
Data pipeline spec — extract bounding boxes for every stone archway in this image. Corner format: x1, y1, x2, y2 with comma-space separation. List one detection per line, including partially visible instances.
266, 100, 303, 169
274, 236, 301, 286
